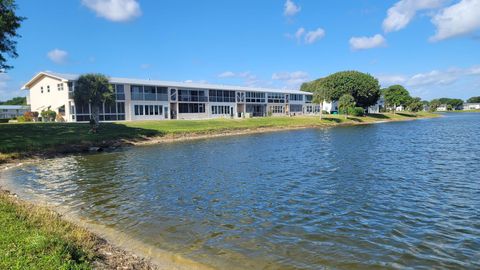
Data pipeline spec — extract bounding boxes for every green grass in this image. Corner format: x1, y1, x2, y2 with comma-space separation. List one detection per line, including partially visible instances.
0, 192, 96, 270
0, 112, 438, 158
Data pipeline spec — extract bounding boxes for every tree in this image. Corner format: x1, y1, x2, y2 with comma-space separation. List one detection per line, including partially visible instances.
407, 97, 423, 113
429, 99, 441, 112
338, 94, 355, 119
0, 0, 24, 70
312, 86, 329, 120
382, 85, 411, 114
0, 96, 26, 105
467, 96, 480, 103
73, 74, 114, 127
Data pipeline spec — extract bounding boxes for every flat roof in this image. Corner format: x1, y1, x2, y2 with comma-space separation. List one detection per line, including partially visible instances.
24, 71, 312, 95
0, 105, 30, 109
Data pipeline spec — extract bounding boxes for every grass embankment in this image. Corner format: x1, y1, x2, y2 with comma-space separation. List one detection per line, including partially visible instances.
0, 112, 438, 163
0, 191, 94, 269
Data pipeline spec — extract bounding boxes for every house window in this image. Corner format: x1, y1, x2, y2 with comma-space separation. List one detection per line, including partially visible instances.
134, 105, 144, 115
179, 103, 205, 113
267, 93, 285, 103
211, 105, 231, 115
47, 85, 50, 93
41, 86, 44, 94
57, 83, 64, 91
271, 105, 285, 113
246, 92, 266, 103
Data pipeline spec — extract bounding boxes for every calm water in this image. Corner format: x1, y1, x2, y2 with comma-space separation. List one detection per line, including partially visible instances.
2, 113, 480, 269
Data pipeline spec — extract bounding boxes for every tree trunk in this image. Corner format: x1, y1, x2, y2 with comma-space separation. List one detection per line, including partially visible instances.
319, 102, 323, 120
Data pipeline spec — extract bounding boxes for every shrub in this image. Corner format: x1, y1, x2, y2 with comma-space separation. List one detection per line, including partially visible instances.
23, 111, 34, 122
41, 109, 57, 122
348, 107, 365, 117
16, 116, 26, 122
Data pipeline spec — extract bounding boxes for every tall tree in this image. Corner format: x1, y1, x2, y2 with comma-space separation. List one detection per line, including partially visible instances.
73, 74, 114, 127
407, 97, 423, 113
0, 96, 25, 105
338, 94, 355, 119
467, 96, 480, 103
312, 86, 329, 120
382, 85, 411, 114
0, 0, 24, 70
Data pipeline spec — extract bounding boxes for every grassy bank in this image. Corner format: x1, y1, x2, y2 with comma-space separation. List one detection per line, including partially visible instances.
0, 112, 438, 163
0, 191, 94, 269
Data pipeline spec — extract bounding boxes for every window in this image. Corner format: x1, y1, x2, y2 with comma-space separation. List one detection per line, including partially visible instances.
144, 86, 156, 101
47, 85, 50, 93
270, 105, 285, 114
116, 85, 125, 100
156, 87, 168, 101
134, 105, 144, 115
267, 93, 285, 103
57, 83, 64, 91
290, 94, 303, 101
131, 85, 143, 100
290, 104, 303, 112
41, 86, 44, 94
246, 92, 266, 103
305, 95, 313, 103
209, 90, 235, 102
211, 105, 231, 115
179, 103, 205, 113
236, 92, 245, 103
178, 89, 207, 102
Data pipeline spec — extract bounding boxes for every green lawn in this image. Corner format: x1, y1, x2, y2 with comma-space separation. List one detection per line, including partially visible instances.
0, 112, 438, 159
0, 192, 95, 270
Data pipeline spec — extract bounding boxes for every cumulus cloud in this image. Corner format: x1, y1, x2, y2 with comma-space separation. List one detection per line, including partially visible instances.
217, 71, 258, 86
82, 0, 141, 22
430, 0, 480, 41
376, 75, 408, 86
382, 0, 444, 32
349, 34, 387, 50
289, 27, 325, 44
47, 49, 68, 64
272, 71, 309, 86
284, 0, 301, 16
305, 28, 326, 44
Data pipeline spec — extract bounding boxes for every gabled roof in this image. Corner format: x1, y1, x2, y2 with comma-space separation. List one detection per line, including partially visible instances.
23, 71, 313, 95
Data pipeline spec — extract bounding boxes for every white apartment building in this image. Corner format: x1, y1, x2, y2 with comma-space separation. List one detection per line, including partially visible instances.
23, 72, 338, 122
463, 103, 480, 110
0, 105, 30, 119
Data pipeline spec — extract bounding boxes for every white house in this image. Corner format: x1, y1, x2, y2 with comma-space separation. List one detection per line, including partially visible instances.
0, 105, 30, 119
463, 103, 480, 110
23, 71, 339, 122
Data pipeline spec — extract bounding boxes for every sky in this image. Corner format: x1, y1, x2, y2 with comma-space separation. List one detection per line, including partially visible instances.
1, 0, 480, 101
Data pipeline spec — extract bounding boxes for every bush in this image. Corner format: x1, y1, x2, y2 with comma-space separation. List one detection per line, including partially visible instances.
16, 116, 26, 122
41, 109, 57, 122
23, 112, 34, 122
348, 107, 365, 117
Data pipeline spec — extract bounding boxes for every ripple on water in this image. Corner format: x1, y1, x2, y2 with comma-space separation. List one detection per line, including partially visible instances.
1, 113, 480, 269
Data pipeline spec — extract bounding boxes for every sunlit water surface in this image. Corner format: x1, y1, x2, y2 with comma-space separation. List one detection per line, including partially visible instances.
2, 113, 480, 269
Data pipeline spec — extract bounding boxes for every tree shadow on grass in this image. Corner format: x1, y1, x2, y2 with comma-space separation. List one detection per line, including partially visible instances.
366, 114, 390, 119
396, 112, 416, 118
0, 122, 164, 154
323, 117, 342, 123
348, 117, 363, 122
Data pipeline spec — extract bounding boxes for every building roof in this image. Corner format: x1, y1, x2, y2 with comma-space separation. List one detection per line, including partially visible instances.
0, 105, 30, 110
23, 71, 313, 95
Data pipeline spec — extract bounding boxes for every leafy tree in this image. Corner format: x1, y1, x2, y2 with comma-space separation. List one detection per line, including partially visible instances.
429, 99, 441, 112
338, 94, 355, 119
382, 85, 411, 113
312, 86, 329, 120
73, 73, 114, 126
0, 0, 24, 70
467, 96, 480, 103
302, 71, 381, 108
407, 97, 423, 113
435, 98, 464, 110
0, 96, 26, 105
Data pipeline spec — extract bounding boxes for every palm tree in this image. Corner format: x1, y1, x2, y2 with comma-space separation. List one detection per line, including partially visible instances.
338, 94, 355, 119
73, 74, 114, 129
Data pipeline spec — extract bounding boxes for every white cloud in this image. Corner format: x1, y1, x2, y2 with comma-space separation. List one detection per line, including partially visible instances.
217, 71, 258, 86
305, 28, 326, 44
295, 27, 305, 42
430, 0, 480, 41
376, 75, 408, 86
349, 34, 387, 50
382, 0, 444, 32
82, 0, 141, 22
140, 63, 151, 69
284, 0, 301, 16
47, 49, 68, 64
272, 71, 309, 86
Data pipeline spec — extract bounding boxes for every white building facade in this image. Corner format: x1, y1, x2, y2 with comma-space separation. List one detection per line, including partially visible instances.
23, 72, 342, 122
463, 103, 480, 110
0, 105, 30, 119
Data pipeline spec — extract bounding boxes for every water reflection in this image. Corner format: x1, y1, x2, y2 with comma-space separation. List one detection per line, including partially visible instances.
2, 113, 480, 269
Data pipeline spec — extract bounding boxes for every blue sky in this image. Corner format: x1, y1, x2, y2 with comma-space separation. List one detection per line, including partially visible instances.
1, 0, 480, 101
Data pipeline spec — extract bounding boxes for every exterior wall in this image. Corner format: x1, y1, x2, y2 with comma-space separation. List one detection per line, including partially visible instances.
130, 100, 169, 121
207, 102, 236, 119
463, 103, 480, 110
0, 106, 30, 119
29, 76, 68, 117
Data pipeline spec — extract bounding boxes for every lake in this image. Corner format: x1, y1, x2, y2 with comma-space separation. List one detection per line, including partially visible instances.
2, 113, 479, 269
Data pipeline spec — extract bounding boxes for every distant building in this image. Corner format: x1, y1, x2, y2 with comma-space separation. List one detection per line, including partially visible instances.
463, 103, 480, 110
436, 104, 448, 111
0, 105, 30, 119
23, 71, 339, 122
368, 96, 384, 113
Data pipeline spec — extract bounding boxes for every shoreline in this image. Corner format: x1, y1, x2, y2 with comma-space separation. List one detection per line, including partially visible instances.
0, 113, 440, 269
